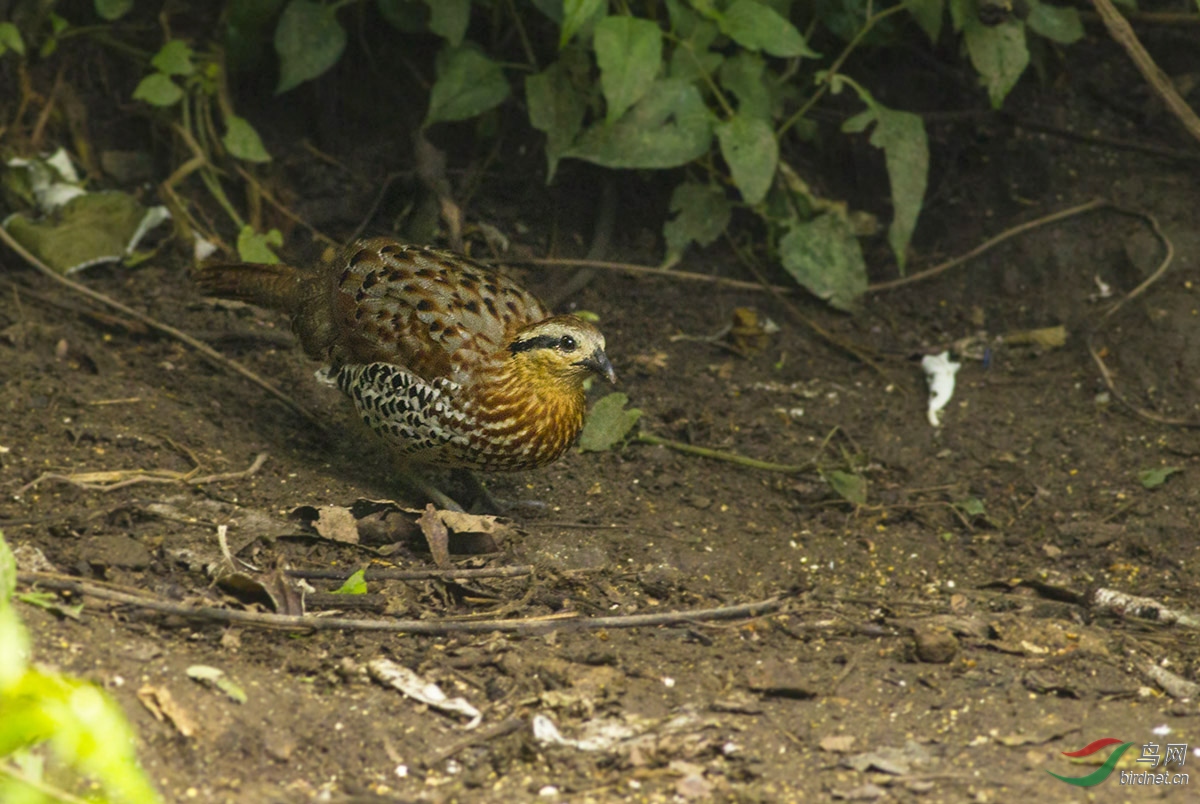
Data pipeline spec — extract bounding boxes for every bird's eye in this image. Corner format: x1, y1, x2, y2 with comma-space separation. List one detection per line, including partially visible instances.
559, 335, 577, 351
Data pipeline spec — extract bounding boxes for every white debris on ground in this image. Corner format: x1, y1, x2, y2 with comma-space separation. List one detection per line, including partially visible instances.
920, 351, 962, 427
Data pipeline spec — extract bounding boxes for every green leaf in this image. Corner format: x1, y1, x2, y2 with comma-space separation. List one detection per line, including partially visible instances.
826, 470, 867, 505
187, 665, 249, 703
151, 40, 195, 76
424, 0, 470, 46
717, 52, 770, 122
425, 45, 510, 125
0, 22, 27, 56
530, 0, 563, 23
332, 568, 368, 594
579, 393, 642, 452
3, 670, 163, 802
132, 73, 184, 106
779, 210, 868, 310
4, 192, 168, 274
1139, 466, 1182, 489
274, 0, 346, 94
955, 497, 987, 516
0, 606, 30, 688
565, 78, 714, 169
718, 0, 818, 58
663, 181, 732, 265
716, 114, 777, 205
560, 0, 605, 46
948, 0, 972, 31
843, 103, 928, 272
236, 226, 283, 263
594, 16, 663, 124
17, 592, 83, 620
526, 62, 586, 181
95, 0, 133, 21
963, 19, 1029, 108
225, 0, 289, 71
0, 530, 15, 601
904, 0, 944, 41
1026, 0, 1083, 44
666, 0, 722, 81
223, 115, 272, 163
377, 0, 428, 32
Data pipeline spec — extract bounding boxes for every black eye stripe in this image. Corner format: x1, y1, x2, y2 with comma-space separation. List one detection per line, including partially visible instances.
509, 334, 564, 354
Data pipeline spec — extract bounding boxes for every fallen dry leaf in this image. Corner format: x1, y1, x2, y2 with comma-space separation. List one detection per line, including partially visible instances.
137, 685, 197, 737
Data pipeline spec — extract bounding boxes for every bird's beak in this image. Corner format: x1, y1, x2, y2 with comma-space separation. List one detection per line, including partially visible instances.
580, 349, 617, 384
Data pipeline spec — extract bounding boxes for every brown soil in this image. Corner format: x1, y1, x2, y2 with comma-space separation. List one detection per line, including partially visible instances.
5, 33, 1200, 804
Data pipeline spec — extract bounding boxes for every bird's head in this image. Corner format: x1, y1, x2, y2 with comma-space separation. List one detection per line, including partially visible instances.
507, 315, 616, 389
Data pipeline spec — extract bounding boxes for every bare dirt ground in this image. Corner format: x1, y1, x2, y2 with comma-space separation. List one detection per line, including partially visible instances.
5, 33, 1200, 804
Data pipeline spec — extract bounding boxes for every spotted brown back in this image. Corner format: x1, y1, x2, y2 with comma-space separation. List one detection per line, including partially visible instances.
328, 239, 549, 385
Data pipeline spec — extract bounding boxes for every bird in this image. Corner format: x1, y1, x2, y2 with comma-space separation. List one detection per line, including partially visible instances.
195, 237, 617, 475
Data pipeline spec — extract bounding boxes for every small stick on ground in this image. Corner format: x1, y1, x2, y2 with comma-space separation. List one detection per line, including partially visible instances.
18, 452, 269, 493
491, 256, 794, 295
867, 197, 1110, 293
425, 717, 526, 769
1087, 340, 1200, 427
287, 565, 535, 582
17, 572, 786, 635
1092, 0, 1200, 146
1085, 204, 1200, 426
636, 424, 840, 474
636, 432, 814, 473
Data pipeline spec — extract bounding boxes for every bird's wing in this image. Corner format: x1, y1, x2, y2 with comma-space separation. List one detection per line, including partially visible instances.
330, 240, 549, 382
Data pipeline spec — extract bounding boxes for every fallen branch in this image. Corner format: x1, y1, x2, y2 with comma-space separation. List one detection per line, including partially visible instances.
495, 256, 792, 295
866, 197, 1110, 293
18, 452, 269, 494
1082, 204, 1199, 426
1091, 587, 1200, 628
1091, 0, 1200, 147
18, 572, 785, 635
636, 432, 813, 474
287, 565, 535, 582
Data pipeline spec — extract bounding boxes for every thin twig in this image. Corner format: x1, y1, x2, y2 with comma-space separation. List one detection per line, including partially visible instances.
0, 764, 92, 804
1087, 340, 1200, 427
723, 226, 886, 375
0, 226, 325, 431
18, 452, 269, 494
636, 432, 813, 473
426, 717, 526, 768
233, 164, 338, 248
1083, 204, 1199, 426
866, 198, 1110, 293
1092, 0, 1200, 146
17, 573, 785, 635
491, 256, 794, 295
287, 565, 534, 582
1080, 9, 1200, 24
1097, 204, 1174, 321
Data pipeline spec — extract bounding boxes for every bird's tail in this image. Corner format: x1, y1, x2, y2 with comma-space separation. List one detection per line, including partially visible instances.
193, 261, 309, 314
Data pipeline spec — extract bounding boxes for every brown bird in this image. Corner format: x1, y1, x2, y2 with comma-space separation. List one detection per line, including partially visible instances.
196, 237, 616, 472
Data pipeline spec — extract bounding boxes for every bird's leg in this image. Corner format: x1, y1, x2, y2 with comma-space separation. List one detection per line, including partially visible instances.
397, 470, 467, 513
453, 469, 507, 515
